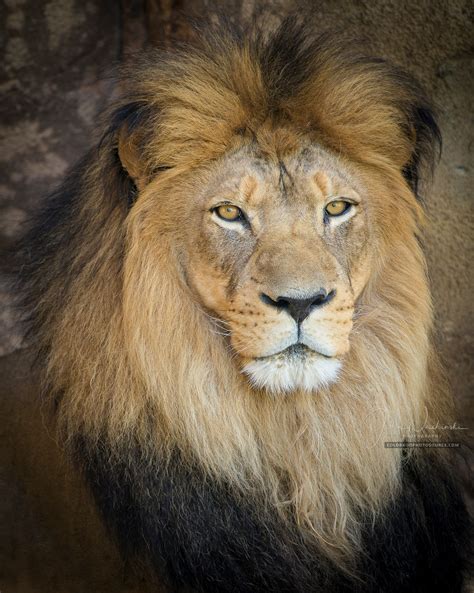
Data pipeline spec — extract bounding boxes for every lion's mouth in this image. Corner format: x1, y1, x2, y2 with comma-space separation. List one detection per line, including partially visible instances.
257, 343, 333, 361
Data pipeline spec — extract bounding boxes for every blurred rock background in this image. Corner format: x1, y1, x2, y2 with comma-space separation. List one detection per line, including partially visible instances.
0, 1, 472, 592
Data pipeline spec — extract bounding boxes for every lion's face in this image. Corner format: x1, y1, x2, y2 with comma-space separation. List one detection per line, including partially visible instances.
175, 144, 372, 392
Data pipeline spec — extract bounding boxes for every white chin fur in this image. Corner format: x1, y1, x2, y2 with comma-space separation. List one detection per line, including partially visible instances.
243, 355, 341, 393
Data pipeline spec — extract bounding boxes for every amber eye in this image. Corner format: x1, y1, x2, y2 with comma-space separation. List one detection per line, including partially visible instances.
215, 204, 243, 222
325, 200, 352, 217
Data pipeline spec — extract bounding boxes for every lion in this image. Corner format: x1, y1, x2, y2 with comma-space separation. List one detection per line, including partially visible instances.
18, 16, 470, 593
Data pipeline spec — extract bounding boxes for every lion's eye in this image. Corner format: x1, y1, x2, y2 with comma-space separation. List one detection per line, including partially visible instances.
215, 204, 243, 222
325, 200, 352, 217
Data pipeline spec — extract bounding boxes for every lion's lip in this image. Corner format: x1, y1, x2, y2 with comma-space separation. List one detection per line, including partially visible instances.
256, 343, 333, 360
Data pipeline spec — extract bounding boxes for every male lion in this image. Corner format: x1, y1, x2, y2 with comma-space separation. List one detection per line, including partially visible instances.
19, 17, 470, 593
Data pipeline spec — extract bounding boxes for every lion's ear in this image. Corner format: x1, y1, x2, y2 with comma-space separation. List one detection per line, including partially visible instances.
402, 105, 441, 200
106, 102, 151, 195
117, 123, 147, 190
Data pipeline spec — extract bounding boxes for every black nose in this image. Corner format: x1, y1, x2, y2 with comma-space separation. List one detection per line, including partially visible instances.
260, 290, 336, 324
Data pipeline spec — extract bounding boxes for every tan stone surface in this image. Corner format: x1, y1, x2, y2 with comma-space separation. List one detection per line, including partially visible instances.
0, 1, 472, 591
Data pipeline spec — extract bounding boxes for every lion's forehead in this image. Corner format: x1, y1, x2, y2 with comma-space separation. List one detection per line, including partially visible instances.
204, 144, 363, 210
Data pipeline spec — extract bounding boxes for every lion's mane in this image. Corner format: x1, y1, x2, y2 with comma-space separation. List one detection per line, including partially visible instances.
18, 17, 469, 593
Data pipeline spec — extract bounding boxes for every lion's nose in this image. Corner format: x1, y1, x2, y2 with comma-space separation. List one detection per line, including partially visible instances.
260, 290, 336, 324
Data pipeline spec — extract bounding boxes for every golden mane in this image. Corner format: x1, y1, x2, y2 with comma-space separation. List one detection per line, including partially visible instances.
20, 18, 448, 568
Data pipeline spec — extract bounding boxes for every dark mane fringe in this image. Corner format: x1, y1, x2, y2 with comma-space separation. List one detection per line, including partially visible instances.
78, 436, 469, 593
